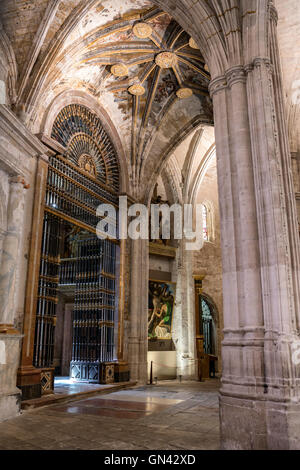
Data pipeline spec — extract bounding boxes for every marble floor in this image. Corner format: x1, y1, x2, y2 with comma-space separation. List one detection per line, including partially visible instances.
0, 380, 220, 450
54, 376, 113, 395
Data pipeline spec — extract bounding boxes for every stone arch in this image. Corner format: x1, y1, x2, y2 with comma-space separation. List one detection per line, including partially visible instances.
201, 292, 219, 328
161, 157, 183, 205
201, 199, 216, 244
189, 143, 216, 206
199, 292, 220, 357
152, 0, 229, 77
39, 89, 129, 194
143, 118, 212, 206
0, 23, 17, 105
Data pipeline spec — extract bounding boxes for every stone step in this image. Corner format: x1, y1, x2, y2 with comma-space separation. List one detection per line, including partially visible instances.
21, 381, 138, 411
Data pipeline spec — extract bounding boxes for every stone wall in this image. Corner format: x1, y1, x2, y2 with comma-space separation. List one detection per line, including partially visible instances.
0, 105, 48, 421
193, 159, 223, 368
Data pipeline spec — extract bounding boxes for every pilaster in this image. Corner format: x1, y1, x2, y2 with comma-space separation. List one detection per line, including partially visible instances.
128, 238, 149, 383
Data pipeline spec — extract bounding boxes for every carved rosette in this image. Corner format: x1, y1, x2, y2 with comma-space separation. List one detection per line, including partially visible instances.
111, 63, 129, 77
176, 88, 193, 99
128, 84, 146, 96
133, 22, 153, 39
155, 52, 178, 69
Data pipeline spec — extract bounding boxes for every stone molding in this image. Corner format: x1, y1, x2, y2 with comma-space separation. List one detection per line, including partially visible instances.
225, 66, 247, 88
209, 58, 274, 97
0, 105, 49, 176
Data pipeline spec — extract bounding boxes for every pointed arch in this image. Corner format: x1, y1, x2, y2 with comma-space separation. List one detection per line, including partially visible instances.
40, 89, 129, 194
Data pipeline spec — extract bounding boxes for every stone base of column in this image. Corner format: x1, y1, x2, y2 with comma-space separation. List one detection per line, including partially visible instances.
220, 394, 300, 450
129, 361, 148, 384
114, 362, 130, 382
0, 334, 22, 422
128, 338, 148, 383
177, 356, 198, 381
17, 366, 41, 401
0, 390, 21, 422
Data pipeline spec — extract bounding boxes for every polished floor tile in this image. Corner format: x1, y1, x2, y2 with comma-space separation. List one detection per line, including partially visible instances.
54, 377, 112, 395
0, 380, 221, 450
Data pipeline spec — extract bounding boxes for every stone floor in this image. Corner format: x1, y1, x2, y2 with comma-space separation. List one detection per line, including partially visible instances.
54, 376, 113, 395
0, 379, 220, 450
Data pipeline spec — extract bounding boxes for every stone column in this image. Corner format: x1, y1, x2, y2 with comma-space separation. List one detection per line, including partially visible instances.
128, 238, 149, 383
210, 70, 268, 449
17, 156, 48, 400
173, 241, 197, 379
0, 176, 28, 422
209, 7, 300, 448
0, 176, 28, 332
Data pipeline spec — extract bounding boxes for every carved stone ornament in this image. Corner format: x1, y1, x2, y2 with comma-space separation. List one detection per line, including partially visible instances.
133, 22, 153, 39
155, 52, 178, 69
176, 87, 193, 99
111, 63, 129, 77
128, 84, 146, 96
78, 154, 97, 177
189, 37, 199, 49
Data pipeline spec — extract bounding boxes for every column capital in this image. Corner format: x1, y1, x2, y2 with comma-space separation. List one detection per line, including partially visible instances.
208, 75, 227, 98
209, 59, 274, 98
225, 65, 247, 88
244, 57, 274, 75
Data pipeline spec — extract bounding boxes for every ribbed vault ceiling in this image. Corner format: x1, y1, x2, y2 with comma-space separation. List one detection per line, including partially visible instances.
0, 0, 213, 192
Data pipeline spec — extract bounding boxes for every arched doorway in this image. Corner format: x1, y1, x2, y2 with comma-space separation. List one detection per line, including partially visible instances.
27, 103, 124, 396
200, 294, 216, 356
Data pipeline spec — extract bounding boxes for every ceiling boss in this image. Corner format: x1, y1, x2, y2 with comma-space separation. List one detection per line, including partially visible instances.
81, 8, 211, 163
132, 22, 153, 39
155, 52, 178, 69
104, 11, 209, 104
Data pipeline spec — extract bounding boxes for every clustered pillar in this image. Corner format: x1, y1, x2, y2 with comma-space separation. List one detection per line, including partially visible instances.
209, 30, 300, 450
128, 238, 149, 383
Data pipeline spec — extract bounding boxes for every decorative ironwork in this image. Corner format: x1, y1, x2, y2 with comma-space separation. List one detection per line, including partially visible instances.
46, 153, 118, 233
201, 297, 213, 355
33, 104, 120, 386
51, 104, 120, 192
33, 213, 61, 368
70, 236, 117, 383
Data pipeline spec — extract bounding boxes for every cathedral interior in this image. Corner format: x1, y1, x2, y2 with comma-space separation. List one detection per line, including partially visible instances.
0, 0, 299, 451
